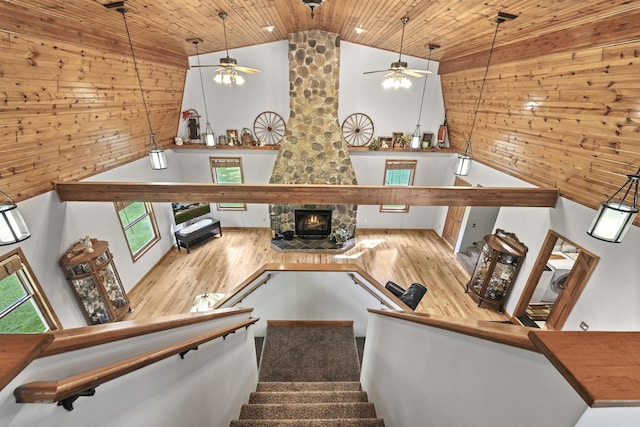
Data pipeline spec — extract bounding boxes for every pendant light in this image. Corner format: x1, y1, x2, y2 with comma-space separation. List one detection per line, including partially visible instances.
454, 12, 516, 176
302, 0, 325, 18
0, 190, 30, 245
106, 2, 167, 170
191, 39, 215, 146
411, 44, 438, 149
587, 166, 640, 243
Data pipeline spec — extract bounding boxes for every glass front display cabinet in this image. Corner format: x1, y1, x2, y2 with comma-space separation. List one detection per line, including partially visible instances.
60, 238, 130, 325
466, 229, 528, 313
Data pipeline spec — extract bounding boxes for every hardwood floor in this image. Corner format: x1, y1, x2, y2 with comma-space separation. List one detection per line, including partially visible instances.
125, 228, 509, 322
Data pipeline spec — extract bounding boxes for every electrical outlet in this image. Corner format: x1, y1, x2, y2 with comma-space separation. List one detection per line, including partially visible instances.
579, 321, 589, 331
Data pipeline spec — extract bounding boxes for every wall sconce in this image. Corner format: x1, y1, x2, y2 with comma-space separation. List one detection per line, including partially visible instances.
0, 190, 31, 245
587, 166, 639, 243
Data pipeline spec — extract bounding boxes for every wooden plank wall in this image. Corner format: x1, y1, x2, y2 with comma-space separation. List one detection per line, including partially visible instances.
440, 39, 640, 215
0, 14, 187, 202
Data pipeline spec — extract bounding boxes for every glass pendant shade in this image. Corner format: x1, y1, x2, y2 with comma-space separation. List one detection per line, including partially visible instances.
205, 122, 215, 146
587, 202, 637, 243
587, 169, 639, 243
454, 154, 472, 176
149, 148, 167, 170
0, 192, 30, 245
411, 125, 422, 149
454, 141, 473, 176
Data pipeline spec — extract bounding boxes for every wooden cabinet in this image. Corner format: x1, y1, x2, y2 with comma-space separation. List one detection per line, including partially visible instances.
60, 239, 130, 325
466, 229, 528, 313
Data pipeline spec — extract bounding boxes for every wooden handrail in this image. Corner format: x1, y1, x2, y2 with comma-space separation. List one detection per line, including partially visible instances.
221, 274, 271, 307
215, 263, 408, 311
1, 335, 54, 392
40, 307, 252, 357
368, 308, 539, 352
349, 274, 396, 310
14, 317, 259, 408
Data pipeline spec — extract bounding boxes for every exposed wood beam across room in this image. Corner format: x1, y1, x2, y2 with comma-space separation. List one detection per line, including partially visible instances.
54, 182, 558, 207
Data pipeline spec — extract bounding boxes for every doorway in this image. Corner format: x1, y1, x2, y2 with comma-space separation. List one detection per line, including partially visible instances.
513, 230, 599, 330
442, 177, 470, 248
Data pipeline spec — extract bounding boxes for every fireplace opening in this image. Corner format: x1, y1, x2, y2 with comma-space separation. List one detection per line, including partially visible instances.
295, 209, 332, 238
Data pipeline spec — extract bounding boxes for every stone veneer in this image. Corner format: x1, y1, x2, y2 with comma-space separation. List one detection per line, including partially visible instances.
269, 30, 358, 237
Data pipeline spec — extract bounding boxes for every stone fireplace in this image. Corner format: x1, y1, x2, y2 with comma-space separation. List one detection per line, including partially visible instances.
269, 30, 358, 240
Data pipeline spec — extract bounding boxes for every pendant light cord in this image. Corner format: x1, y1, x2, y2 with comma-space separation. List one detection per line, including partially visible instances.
194, 42, 212, 126
416, 47, 434, 126
119, 8, 155, 146
467, 17, 504, 142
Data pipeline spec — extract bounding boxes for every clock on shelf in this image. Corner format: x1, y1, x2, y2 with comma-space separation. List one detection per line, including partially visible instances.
466, 229, 528, 313
60, 238, 130, 325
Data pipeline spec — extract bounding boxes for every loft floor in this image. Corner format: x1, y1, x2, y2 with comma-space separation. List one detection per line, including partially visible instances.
124, 228, 508, 322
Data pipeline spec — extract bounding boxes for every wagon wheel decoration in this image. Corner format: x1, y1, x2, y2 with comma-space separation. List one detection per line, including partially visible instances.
341, 113, 374, 146
253, 111, 286, 145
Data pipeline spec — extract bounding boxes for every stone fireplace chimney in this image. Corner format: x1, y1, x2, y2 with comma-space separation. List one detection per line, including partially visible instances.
269, 30, 358, 238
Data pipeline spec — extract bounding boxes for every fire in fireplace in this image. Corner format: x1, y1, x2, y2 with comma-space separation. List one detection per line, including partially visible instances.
295, 209, 332, 238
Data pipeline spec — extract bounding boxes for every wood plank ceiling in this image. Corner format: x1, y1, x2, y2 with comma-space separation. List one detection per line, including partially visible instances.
3, 0, 639, 63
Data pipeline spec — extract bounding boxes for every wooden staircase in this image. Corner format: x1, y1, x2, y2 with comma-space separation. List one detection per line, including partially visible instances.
230, 381, 384, 426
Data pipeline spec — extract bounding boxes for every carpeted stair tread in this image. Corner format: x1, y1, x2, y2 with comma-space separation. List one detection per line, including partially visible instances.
230, 419, 385, 426
256, 382, 362, 392
249, 390, 369, 404
258, 324, 360, 382
239, 402, 377, 420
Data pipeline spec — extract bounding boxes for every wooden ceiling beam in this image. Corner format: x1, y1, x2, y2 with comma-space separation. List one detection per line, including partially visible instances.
55, 182, 559, 207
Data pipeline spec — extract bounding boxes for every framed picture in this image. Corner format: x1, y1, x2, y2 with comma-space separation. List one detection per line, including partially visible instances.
422, 132, 434, 146
378, 136, 392, 149
226, 129, 239, 145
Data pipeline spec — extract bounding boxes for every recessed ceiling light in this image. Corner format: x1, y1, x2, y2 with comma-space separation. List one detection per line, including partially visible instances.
354, 27, 365, 34
264, 25, 275, 32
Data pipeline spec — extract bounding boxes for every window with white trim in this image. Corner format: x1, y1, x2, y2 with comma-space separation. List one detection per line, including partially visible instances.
380, 159, 417, 212
114, 202, 160, 261
210, 157, 247, 210
0, 248, 60, 333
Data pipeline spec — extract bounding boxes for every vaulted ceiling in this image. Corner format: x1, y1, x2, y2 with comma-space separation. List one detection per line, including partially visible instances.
4, 0, 640, 64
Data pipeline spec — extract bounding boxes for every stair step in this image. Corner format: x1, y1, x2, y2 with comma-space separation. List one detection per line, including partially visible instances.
249, 390, 369, 404
256, 381, 362, 392
230, 419, 385, 427
239, 402, 377, 420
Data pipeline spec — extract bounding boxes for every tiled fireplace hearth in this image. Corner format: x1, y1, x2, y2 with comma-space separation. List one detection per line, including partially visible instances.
268, 30, 358, 250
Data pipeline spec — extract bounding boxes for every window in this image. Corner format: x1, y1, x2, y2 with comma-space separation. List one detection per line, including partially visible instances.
114, 202, 160, 261
381, 159, 417, 212
210, 157, 247, 210
0, 248, 60, 333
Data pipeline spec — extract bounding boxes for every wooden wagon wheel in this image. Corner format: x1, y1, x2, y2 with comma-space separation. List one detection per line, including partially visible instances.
253, 111, 286, 145
341, 113, 374, 146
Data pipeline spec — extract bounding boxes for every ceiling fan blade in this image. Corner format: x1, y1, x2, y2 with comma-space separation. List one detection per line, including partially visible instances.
404, 70, 427, 78
190, 65, 219, 68
363, 69, 392, 75
235, 66, 262, 74
406, 69, 433, 75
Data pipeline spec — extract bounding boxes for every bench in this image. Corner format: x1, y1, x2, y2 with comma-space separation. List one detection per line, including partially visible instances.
174, 218, 222, 253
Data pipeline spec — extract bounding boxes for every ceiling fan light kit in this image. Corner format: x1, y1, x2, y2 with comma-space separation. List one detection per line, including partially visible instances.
364, 16, 431, 90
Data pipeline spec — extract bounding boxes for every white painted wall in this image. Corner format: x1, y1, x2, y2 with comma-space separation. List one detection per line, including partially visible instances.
220, 271, 402, 337
0, 312, 258, 427
361, 312, 589, 427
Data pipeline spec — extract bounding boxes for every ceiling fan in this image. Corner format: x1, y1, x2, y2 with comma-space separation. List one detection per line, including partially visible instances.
364, 16, 432, 88
191, 12, 261, 85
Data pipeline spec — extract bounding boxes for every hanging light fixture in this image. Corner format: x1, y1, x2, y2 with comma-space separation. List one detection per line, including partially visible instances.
302, 0, 325, 18
411, 44, 438, 149
454, 11, 516, 176
0, 190, 30, 245
106, 1, 167, 170
191, 39, 215, 146
587, 166, 640, 243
